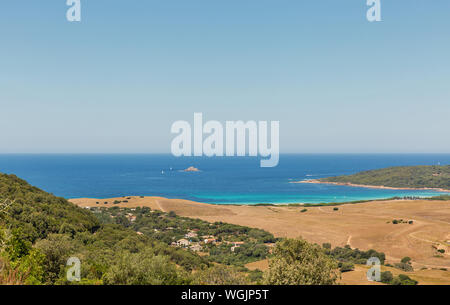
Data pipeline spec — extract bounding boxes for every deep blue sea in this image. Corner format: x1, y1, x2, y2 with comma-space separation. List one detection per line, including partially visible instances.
0, 154, 448, 205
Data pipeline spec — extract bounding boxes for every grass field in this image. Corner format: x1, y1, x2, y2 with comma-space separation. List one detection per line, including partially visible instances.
71, 197, 450, 284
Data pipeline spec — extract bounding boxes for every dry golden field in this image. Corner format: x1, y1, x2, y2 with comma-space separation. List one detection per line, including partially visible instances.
71, 197, 450, 284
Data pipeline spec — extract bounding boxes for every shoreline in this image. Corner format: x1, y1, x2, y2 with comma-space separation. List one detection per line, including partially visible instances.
295, 179, 450, 193
69, 193, 447, 210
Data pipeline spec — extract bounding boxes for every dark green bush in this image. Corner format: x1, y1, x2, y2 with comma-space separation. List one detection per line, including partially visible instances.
380, 271, 393, 283
339, 262, 354, 273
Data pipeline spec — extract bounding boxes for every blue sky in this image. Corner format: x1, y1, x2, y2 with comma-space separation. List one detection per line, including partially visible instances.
0, 1, 449, 153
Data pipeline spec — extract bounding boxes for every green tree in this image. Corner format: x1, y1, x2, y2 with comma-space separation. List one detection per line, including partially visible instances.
392, 274, 418, 285
322, 243, 332, 249
401, 257, 411, 264
35, 234, 73, 284
16, 248, 46, 285
394, 262, 413, 272
339, 262, 354, 273
380, 271, 393, 283
263, 238, 338, 285
5, 230, 31, 261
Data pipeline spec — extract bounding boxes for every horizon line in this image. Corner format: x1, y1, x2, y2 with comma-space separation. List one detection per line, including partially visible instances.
0, 152, 449, 155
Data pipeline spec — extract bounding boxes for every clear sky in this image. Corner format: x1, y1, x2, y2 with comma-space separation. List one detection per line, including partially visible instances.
0, 1, 449, 153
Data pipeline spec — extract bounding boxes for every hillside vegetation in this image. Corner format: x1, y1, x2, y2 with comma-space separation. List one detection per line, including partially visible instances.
320, 165, 450, 190
0, 173, 207, 284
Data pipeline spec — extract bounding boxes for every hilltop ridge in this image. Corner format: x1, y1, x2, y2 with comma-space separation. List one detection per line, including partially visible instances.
314, 165, 450, 191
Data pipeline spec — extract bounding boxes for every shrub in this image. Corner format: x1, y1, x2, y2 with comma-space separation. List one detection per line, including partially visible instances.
392, 274, 418, 285
333, 207, 339, 211
193, 265, 248, 285
0, 257, 29, 285
394, 262, 413, 272
401, 257, 411, 264
380, 271, 393, 283
103, 250, 190, 285
5, 230, 32, 261
328, 246, 386, 265
322, 243, 331, 249
300, 209, 307, 213
339, 262, 354, 273
248, 269, 264, 284
263, 238, 338, 285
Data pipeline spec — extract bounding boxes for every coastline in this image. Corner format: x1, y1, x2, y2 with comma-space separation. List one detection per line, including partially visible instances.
295, 179, 450, 193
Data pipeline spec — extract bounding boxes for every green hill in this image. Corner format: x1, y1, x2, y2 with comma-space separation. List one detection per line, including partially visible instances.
320, 165, 450, 190
0, 173, 274, 285
0, 173, 209, 284
0, 173, 100, 242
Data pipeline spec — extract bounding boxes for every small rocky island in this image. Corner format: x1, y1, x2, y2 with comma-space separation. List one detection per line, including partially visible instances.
183, 166, 200, 172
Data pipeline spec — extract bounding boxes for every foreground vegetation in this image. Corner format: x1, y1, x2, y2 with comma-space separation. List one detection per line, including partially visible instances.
320, 165, 450, 190
0, 174, 210, 284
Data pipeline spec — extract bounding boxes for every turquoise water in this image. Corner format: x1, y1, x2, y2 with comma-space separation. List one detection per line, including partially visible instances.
0, 154, 448, 205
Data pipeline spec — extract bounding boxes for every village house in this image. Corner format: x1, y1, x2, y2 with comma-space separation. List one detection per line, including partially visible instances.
204, 238, 217, 244
230, 241, 245, 252
176, 238, 190, 247
185, 231, 198, 239
126, 213, 137, 222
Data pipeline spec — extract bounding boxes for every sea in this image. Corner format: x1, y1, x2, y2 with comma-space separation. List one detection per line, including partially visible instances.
0, 154, 448, 205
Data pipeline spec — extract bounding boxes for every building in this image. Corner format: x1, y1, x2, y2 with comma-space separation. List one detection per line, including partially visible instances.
204, 238, 217, 244
230, 241, 245, 252
126, 213, 137, 222
176, 239, 190, 247
185, 231, 198, 239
